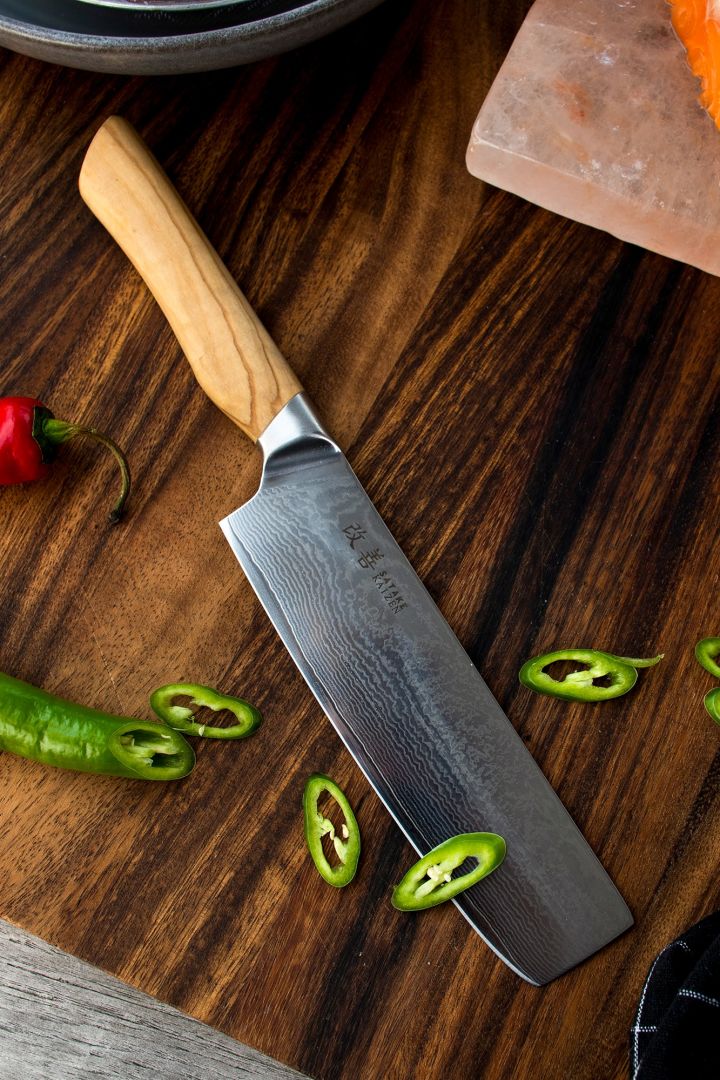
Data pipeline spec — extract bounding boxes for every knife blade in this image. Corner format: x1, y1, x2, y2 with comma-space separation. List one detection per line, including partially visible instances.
79, 117, 633, 985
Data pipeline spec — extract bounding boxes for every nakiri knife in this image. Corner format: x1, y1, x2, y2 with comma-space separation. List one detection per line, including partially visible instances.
79, 117, 633, 986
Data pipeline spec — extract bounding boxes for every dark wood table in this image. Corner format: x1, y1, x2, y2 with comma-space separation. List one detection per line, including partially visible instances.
1, 2, 719, 1077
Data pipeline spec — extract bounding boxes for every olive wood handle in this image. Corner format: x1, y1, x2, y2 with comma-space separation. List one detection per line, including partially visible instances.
79, 116, 302, 442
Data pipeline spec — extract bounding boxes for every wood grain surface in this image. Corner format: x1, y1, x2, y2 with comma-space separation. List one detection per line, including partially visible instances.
0, 920, 302, 1080
0, 1, 718, 1078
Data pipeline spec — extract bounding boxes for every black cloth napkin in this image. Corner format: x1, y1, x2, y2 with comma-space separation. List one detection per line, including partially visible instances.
631, 910, 720, 1080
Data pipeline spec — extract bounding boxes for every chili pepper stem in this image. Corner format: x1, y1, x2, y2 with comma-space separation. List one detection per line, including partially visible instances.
41, 419, 131, 523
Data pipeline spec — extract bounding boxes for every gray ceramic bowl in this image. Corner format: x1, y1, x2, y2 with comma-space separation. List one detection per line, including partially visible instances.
0, 0, 385, 75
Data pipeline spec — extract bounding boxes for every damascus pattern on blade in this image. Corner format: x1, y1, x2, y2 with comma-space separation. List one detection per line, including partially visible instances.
220, 399, 632, 985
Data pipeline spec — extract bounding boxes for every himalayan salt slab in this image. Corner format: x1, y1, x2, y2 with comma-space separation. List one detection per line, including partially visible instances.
467, 0, 720, 276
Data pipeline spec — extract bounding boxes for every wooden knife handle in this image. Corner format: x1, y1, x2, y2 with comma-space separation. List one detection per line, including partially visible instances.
79, 116, 302, 442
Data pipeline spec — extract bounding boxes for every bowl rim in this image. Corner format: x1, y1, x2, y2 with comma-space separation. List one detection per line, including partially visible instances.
0, 0, 369, 49
0, 0, 383, 72
77, 0, 242, 10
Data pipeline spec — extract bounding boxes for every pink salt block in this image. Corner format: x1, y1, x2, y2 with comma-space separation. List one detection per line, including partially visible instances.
466, 0, 720, 276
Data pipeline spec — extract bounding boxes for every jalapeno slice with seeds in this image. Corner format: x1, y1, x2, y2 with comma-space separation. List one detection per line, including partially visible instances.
150, 683, 262, 739
703, 687, 720, 726
303, 774, 360, 887
392, 832, 506, 911
519, 648, 663, 702
694, 638, 720, 679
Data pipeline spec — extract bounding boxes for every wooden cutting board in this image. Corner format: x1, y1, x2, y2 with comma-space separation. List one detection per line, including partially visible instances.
1, 2, 719, 1077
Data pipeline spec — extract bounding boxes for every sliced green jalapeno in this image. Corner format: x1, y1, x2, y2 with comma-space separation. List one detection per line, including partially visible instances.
518, 648, 663, 701
392, 832, 506, 911
703, 688, 720, 725
0, 671, 194, 780
150, 683, 262, 739
303, 774, 360, 887
694, 638, 720, 679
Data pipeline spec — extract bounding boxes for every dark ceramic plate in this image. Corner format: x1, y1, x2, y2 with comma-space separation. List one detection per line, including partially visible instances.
0, 0, 384, 73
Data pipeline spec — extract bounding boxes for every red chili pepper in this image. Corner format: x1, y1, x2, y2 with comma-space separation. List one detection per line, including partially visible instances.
0, 396, 130, 522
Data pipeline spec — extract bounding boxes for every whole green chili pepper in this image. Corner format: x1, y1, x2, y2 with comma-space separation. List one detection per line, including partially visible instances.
0, 671, 194, 780
694, 638, 720, 679
303, 774, 360, 887
392, 832, 506, 912
149, 682, 262, 739
518, 648, 663, 701
703, 688, 720, 726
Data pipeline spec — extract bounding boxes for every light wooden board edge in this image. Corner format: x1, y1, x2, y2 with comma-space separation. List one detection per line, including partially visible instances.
0, 919, 305, 1080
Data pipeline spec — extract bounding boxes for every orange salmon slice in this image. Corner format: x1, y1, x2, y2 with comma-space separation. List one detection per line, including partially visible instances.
670, 0, 720, 127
